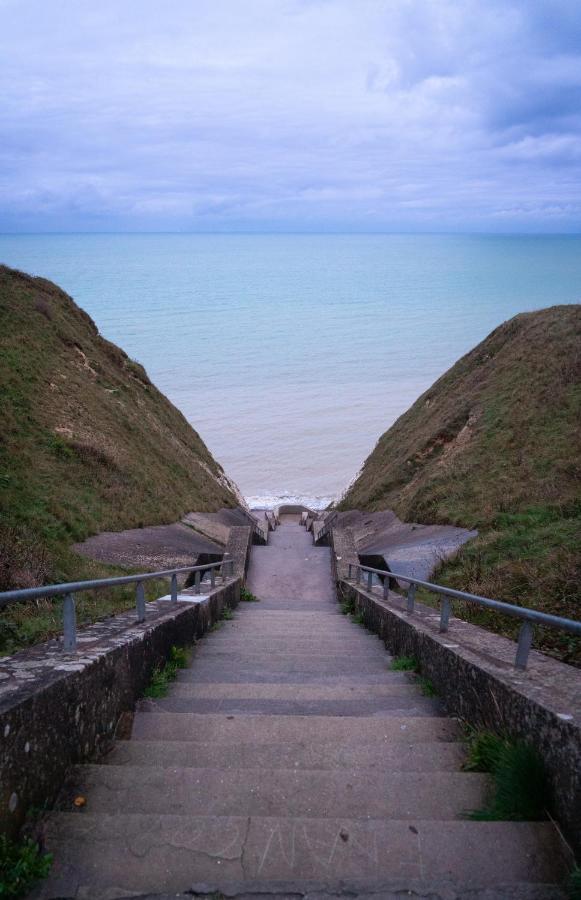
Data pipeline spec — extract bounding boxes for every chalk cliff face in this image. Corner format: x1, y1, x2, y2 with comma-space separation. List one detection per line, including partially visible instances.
340, 305, 581, 662
0, 265, 241, 585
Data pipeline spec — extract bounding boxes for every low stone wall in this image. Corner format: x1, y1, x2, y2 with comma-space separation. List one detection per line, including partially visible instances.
224, 525, 253, 577
338, 575, 581, 856
0, 578, 240, 838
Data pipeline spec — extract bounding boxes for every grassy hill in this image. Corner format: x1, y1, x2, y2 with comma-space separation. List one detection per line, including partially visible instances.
340, 305, 581, 664
0, 265, 240, 646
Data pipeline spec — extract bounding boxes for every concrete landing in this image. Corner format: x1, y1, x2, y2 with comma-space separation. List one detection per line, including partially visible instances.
36, 522, 568, 898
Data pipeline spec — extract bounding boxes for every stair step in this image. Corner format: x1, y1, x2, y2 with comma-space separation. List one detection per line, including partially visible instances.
176, 670, 416, 686
131, 713, 461, 744
138, 695, 442, 717
184, 657, 390, 676
168, 681, 423, 700
37, 814, 568, 897
65, 765, 488, 819
107, 739, 468, 772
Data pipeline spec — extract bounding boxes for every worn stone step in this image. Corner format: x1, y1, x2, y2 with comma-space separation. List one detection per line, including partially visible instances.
138, 694, 442, 718
198, 635, 385, 651
36, 813, 568, 897
183, 655, 390, 677
131, 712, 461, 744
191, 647, 392, 665
168, 681, 422, 700
107, 739, 468, 772
176, 669, 420, 686
66, 765, 488, 819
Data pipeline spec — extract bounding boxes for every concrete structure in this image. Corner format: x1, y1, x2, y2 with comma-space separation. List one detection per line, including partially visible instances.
32, 520, 569, 898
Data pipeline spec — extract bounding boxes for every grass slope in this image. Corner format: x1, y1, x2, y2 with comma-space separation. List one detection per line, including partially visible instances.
0, 266, 240, 648
340, 305, 581, 664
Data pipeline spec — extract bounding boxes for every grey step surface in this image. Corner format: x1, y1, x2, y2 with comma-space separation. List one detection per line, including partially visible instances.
131, 712, 461, 744
65, 765, 488, 819
37, 521, 568, 898
138, 694, 443, 717
36, 814, 568, 897
167, 681, 423, 700
107, 739, 469, 771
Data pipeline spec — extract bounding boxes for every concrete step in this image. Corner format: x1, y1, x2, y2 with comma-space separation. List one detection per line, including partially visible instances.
37, 813, 568, 897
183, 656, 391, 677
107, 738, 468, 771
65, 765, 488, 819
131, 712, 461, 744
168, 681, 424, 700
175, 671, 420, 685
197, 635, 385, 651
138, 695, 443, 717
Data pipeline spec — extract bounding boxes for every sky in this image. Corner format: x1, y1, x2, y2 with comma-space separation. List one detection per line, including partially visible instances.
1, 0, 580, 233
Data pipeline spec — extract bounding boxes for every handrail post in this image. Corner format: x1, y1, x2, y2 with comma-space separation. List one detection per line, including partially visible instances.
210, 566, 216, 588
348, 564, 352, 579
356, 566, 361, 584
136, 582, 146, 622
63, 593, 77, 653
440, 596, 451, 633
515, 621, 533, 669
171, 574, 178, 603
367, 571, 373, 592
407, 582, 416, 614
383, 575, 389, 601
194, 571, 201, 594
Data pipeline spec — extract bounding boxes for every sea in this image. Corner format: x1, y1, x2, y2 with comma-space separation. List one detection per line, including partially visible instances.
1, 234, 580, 509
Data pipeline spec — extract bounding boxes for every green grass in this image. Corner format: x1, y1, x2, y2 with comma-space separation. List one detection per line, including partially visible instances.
341, 598, 355, 616
567, 867, 581, 899
338, 305, 581, 666
222, 607, 234, 621
0, 265, 239, 650
464, 731, 549, 821
391, 655, 419, 672
0, 835, 52, 898
418, 677, 437, 697
143, 645, 189, 699
351, 611, 366, 627
240, 587, 259, 602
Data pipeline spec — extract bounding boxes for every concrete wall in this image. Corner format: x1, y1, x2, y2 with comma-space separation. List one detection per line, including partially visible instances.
0, 579, 240, 838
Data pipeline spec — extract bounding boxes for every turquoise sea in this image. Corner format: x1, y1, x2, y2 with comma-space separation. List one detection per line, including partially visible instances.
1, 234, 580, 507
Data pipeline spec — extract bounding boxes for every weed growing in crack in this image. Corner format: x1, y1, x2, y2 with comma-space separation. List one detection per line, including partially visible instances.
464, 731, 549, 821
143, 645, 189, 699
391, 655, 419, 672
0, 835, 52, 897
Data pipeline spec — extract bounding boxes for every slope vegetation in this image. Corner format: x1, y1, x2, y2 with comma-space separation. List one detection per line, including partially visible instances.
340, 305, 581, 663
0, 264, 239, 598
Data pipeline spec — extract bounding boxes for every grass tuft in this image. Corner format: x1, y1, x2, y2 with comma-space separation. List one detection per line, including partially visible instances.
391, 655, 419, 672
418, 677, 437, 697
143, 645, 189, 698
240, 588, 259, 602
466, 732, 549, 821
222, 607, 234, 621
567, 867, 581, 899
0, 835, 52, 898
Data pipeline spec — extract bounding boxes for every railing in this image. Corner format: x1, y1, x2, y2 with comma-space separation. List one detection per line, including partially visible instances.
0, 557, 235, 655
347, 563, 581, 670
313, 511, 338, 542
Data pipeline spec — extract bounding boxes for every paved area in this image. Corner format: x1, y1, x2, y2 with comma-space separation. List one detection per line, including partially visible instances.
36, 523, 567, 898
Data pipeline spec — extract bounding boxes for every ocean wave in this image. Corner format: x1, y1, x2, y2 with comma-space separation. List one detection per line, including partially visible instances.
245, 491, 335, 511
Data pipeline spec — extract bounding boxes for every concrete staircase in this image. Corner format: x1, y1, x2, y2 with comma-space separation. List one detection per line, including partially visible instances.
37, 521, 567, 898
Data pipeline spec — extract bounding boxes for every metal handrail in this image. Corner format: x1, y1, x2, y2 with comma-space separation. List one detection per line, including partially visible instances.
348, 563, 581, 670
0, 557, 235, 654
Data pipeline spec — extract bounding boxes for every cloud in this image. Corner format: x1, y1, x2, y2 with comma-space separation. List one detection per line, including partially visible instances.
0, 0, 580, 231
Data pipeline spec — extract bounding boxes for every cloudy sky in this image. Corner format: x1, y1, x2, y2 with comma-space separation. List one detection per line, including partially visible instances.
1, 0, 580, 232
